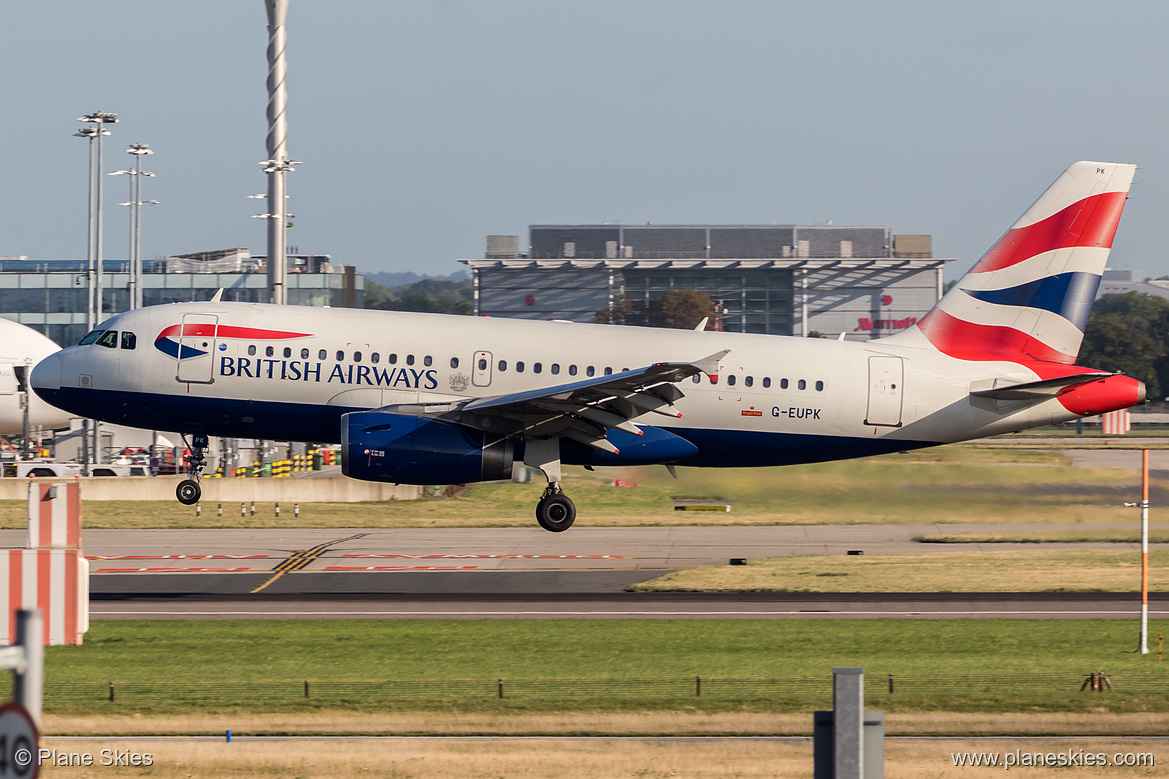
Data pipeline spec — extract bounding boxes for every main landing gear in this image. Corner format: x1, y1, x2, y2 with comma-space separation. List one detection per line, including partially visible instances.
176, 433, 208, 506
525, 437, 575, 532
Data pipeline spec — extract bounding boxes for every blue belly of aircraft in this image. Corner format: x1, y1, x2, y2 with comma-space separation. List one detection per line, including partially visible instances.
35, 386, 936, 468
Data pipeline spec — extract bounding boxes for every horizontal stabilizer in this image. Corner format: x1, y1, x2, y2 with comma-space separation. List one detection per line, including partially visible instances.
970, 372, 1114, 401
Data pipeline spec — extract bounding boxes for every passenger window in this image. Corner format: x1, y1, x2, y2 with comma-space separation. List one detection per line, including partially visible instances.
780, 378, 789, 389
248, 345, 257, 356
692, 375, 701, 384
407, 355, 415, 366
266, 346, 274, 357
354, 351, 362, 363
798, 379, 807, 390
498, 360, 507, 371
727, 375, 736, 387
478, 358, 487, 370
371, 353, 380, 364
336, 350, 345, 361
586, 366, 595, 377
318, 349, 327, 360
301, 348, 309, 359
516, 361, 525, 373
534, 362, 543, 374
450, 357, 459, 369
424, 355, 433, 367
621, 367, 629, 372
120, 332, 136, 350
551, 364, 560, 375
283, 347, 292, 359
745, 376, 753, 388
96, 331, 118, 348
816, 380, 825, 391
78, 330, 104, 345
389, 354, 398, 365
763, 377, 771, 388
568, 365, 577, 376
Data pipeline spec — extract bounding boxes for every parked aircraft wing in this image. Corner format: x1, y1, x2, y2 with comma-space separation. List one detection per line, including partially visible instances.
382, 350, 730, 450
970, 372, 1116, 401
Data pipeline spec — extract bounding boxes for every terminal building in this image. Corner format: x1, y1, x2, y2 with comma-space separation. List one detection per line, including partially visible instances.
463, 225, 953, 338
0, 249, 363, 346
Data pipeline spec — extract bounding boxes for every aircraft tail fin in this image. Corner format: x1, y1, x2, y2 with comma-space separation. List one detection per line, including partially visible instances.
887, 161, 1137, 364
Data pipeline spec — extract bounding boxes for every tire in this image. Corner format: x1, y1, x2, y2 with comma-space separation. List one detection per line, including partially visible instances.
176, 479, 201, 505
535, 494, 576, 533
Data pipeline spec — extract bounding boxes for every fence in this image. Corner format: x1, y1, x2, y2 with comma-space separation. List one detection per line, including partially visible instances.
43, 673, 1169, 708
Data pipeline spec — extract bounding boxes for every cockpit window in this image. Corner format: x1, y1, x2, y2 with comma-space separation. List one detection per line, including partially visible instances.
96, 331, 118, 349
78, 330, 104, 345
120, 332, 137, 350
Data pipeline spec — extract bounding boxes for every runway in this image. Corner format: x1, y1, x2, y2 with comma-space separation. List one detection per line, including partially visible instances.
89, 592, 1169, 620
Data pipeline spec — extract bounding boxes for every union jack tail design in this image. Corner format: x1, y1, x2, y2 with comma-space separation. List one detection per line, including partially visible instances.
888, 161, 1137, 365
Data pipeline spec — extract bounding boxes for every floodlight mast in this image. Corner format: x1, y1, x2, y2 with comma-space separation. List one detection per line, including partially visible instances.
76, 111, 117, 470
111, 143, 157, 310
263, 0, 298, 306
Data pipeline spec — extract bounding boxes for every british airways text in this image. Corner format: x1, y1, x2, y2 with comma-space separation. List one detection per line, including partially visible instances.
219, 357, 438, 389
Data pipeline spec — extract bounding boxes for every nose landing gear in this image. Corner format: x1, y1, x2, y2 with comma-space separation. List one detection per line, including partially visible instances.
175, 433, 208, 506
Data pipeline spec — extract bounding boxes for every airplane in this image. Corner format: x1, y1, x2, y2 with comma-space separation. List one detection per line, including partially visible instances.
30, 161, 1144, 532
0, 317, 72, 437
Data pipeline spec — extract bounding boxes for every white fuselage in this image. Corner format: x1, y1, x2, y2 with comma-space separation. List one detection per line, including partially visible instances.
30, 301, 1091, 467
0, 317, 72, 436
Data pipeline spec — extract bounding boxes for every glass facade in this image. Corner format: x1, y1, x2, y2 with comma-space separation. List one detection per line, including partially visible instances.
0, 269, 363, 346
622, 268, 794, 335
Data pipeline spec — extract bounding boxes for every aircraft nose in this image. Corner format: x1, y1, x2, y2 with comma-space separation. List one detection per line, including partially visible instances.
30, 352, 62, 395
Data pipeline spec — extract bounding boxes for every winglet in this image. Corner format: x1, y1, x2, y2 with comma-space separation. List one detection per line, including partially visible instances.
692, 349, 729, 376
210, 288, 224, 304
694, 317, 709, 332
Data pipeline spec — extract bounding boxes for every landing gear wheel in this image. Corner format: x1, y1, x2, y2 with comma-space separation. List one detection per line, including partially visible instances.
536, 494, 576, 533
176, 479, 201, 505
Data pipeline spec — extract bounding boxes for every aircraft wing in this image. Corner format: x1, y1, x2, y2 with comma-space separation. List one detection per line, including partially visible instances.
382, 349, 729, 453
970, 372, 1116, 401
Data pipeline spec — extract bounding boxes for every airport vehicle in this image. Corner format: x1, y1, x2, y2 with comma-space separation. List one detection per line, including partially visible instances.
0, 317, 72, 436
30, 162, 1144, 531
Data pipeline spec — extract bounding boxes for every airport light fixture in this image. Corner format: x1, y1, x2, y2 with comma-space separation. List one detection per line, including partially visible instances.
76, 111, 117, 469
110, 143, 157, 310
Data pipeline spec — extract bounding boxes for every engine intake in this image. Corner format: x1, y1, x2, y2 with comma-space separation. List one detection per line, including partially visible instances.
341, 411, 513, 485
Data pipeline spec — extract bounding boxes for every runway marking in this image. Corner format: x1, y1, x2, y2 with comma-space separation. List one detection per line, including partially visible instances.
250, 533, 369, 594
325, 565, 479, 571
90, 609, 1169, 618
95, 567, 253, 573
88, 555, 272, 560
340, 554, 624, 559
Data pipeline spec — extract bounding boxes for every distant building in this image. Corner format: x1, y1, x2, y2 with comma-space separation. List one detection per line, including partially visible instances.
0, 249, 363, 346
464, 225, 952, 338
1096, 269, 1169, 302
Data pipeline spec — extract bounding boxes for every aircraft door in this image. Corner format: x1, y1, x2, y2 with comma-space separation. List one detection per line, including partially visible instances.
176, 314, 219, 384
865, 356, 903, 427
472, 351, 492, 387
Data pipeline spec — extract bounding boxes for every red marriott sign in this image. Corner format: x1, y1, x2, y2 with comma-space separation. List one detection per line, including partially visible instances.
855, 316, 918, 332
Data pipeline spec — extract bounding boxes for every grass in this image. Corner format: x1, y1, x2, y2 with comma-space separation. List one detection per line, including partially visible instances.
1, 445, 1158, 528
43, 619, 1169, 717
629, 549, 1169, 593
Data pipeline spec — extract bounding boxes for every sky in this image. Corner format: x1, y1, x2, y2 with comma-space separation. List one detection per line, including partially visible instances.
1, 1, 1166, 281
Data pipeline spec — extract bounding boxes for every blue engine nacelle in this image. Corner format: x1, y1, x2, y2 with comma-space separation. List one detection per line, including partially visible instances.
341, 411, 514, 485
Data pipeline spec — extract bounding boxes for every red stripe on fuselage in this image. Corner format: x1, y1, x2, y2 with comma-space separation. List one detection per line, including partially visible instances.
156, 324, 311, 340
970, 190, 1128, 274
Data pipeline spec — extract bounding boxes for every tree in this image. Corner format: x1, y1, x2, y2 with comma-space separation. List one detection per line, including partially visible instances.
645, 289, 715, 330
1079, 313, 1163, 400
593, 294, 642, 326
364, 278, 473, 315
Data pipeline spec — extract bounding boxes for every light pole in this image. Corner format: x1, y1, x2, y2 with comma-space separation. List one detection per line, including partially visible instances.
111, 143, 156, 310
76, 111, 117, 468
263, 0, 300, 305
